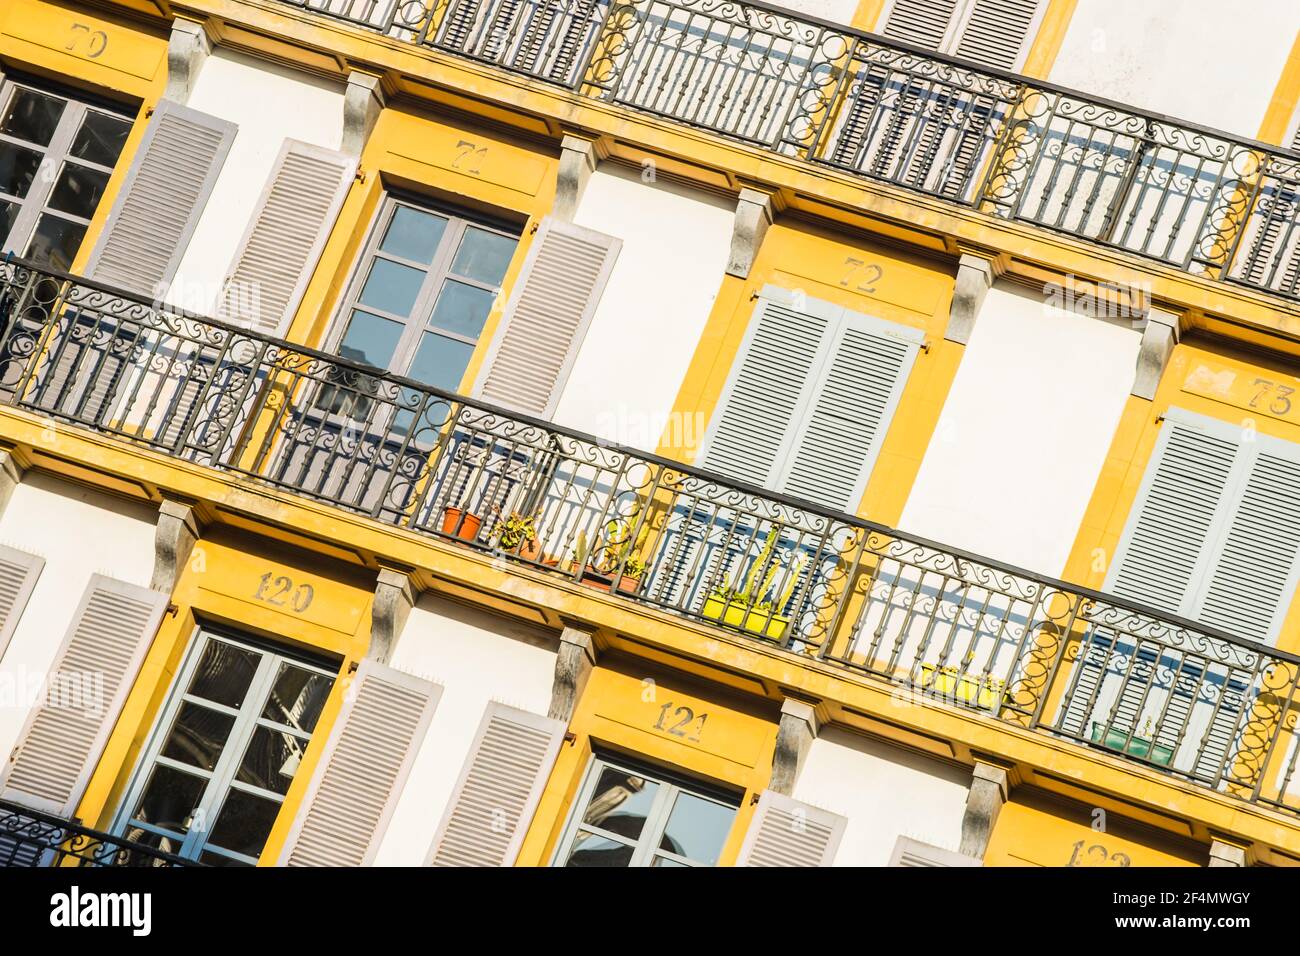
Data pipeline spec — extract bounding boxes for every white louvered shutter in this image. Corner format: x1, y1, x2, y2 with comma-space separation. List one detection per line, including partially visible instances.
279, 661, 441, 867
0, 545, 43, 661
425, 702, 565, 866
889, 835, 982, 866
0, 576, 166, 817
952, 0, 1046, 71
780, 317, 920, 510
476, 218, 620, 417
880, 0, 961, 51
735, 790, 846, 866
86, 99, 236, 298
217, 141, 356, 336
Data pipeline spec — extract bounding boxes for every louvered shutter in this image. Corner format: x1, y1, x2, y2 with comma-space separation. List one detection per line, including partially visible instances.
0, 576, 166, 817
735, 790, 846, 866
85, 99, 236, 298
700, 291, 834, 488
952, 0, 1045, 71
0, 545, 42, 660
439, 0, 486, 50
475, 218, 620, 417
880, 0, 960, 51
888, 835, 982, 866
217, 141, 356, 336
781, 317, 920, 510
279, 661, 442, 867
425, 702, 565, 866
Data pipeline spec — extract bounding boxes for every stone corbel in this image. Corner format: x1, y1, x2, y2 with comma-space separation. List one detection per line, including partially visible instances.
368, 565, 419, 664
553, 134, 601, 222
1132, 305, 1182, 401
945, 248, 1005, 345
1208, 838, 1248, 867
548, 624, 597, 722
726, 187, 777, 280
342, 71, 387, 158
151, 498, 203, 594
959, 760, 1014, 859
768, 697, 820, 796
164, 18, 212, 104
0, 446, 26, 519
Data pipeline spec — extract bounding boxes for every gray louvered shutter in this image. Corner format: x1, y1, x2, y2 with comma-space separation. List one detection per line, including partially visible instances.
279, 661, 441, 866
0, 575, 166, 817
476, 218, 619, 417
888, 835, 982, 866
85, 99, 236, 298
439, 0, 486, 50
780, 316, 920, 510
700, 291, 835, 488
425, 702, 565, 866
217, 141, 356, 336
952, 0, 1045, 70
0, 545, 42, 661
881, 0, 960, 50
736, 790, 846, 866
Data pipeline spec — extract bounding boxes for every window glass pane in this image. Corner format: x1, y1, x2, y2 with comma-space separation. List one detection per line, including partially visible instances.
25, 214, 86, 271
207, 789, 281, 859
235, 725, 307, 795
187, 639, 260, 709
198, 850, 253, 867
451, 226, 516, 286
658, 791, 736, 865
0, 87, 65, 146
261, 664, 332, 733
0, 142, 43, 199
428, 280, 494, 339
47, 162, 110, 218
564, 830, 636, 867
406, 332, 474, 392
338, 310, 403, 368
70, 110, 131, 167
130, 764, 207, 834
380, 205, 446, 264
359, 257, 426, 317
581, 766, 659, 840
0, 199, 16, 243
117, 828, 185, 862
159, 702, 235, 772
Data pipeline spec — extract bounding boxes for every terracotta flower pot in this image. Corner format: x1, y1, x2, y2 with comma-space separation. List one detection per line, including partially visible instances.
579, 569, 642, 594
440, 507, 482, 541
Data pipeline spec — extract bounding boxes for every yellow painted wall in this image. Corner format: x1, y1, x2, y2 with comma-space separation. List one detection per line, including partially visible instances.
1257, 30, 1300, 145
517, 658, 778, 866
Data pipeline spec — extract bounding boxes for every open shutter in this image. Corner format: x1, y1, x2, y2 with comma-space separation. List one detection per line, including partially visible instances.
0, 576, 166, 817
781, 316, 920, 511
0, 545, 42, 661
880, 0, 960, 50
279, 661, 441, 867
216, 141, 356, 336
85, 99, 236, 298
952, 0, 1046, 70
475, 218, 620, 417
736, 790, 846, 866
889, 835, 982, 866
425, 702, 565, 867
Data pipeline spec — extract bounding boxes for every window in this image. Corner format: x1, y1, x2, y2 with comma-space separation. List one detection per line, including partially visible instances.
0, 77, 133, 271
879, 0, 1047, 71
330, 194, 520, 395
552, 755, 740, 867
112, 629, 336, 866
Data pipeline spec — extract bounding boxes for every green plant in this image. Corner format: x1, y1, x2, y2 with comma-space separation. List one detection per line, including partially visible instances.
496, 512, 538, 550
708, 525, 804, 614
577, 502, 650, 579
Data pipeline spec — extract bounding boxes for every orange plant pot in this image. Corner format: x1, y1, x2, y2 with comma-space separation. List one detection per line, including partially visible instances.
440, 507, 482, 541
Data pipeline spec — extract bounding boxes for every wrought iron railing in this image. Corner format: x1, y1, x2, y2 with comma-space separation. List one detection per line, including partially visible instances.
278, 0, 1300, 300
0, 799, 199, 866
4, 257, 1300, 820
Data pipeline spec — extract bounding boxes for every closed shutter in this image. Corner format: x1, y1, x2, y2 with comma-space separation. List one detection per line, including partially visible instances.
279, 661, 442, 867
217, 141, 356, 336
880, 0, 960, 51
735, 790, 846, 866
439, 0, 485, 50
888, 835, 982, 866
475, 218, 620, 417
0, 576, 166, 817
85, 99, 236, 298
952, 0, 1045, 71
425, 702, 565, 866
0, 545, 42, 661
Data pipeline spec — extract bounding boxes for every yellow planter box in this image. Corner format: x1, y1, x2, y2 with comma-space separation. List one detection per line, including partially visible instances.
920, 663, 1004, 710
702, 595, 789, 639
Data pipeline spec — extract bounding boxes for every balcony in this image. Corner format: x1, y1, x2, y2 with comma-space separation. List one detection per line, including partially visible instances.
3, 257, 1300, 822
0, 799, 198, 866
271, 0, 1300, 302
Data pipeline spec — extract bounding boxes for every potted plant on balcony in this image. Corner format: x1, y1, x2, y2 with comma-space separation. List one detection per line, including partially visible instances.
440, 503, 483, 542
918, 663, 1006, 710
495, 511, 543, 561
1089, 717, 1174, 766
572, 512, 650, 594
701, 527, 803, 640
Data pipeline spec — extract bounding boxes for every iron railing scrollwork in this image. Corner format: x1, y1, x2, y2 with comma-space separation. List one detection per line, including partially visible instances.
5, 257, 1300, 820
0, 799, 199, 867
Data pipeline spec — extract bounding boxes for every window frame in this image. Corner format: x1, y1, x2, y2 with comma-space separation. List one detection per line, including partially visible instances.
550, 753, 741, 868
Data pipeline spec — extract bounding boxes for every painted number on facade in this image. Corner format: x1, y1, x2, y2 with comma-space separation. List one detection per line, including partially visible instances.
1067, 840, 1131, 867
1249, 377, 1295, 416
253, 572, 315, 613
840, 257, 883, 294
653, 702, 708, 742
66, 23, 109, 59
452, 140, 488, 176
